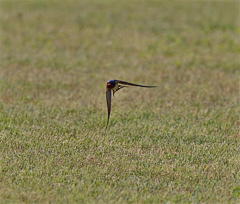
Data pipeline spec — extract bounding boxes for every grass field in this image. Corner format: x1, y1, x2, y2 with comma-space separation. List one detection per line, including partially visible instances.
0, 0, 239, 203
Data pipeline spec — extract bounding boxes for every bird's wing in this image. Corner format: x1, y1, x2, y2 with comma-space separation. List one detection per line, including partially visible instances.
106, 89, 112, 127
117, 80, 157, 88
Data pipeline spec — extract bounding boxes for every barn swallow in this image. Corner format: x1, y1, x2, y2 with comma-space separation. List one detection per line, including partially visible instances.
106, 80, 157, 128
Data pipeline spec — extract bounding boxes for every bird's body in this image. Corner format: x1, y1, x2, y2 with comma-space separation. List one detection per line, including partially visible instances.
105, 79, 157, 128
106, 80, 118, 94
106, 80, 117, 89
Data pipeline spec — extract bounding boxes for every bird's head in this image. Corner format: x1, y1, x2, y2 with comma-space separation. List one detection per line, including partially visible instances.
106, 80, 116, 89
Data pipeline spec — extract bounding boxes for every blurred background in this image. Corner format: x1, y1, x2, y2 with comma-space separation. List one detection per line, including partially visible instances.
0, 0, 239, 203
1, 0, 239, 111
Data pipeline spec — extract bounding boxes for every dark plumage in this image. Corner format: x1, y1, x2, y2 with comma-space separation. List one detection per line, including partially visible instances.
106, 80, 157, 128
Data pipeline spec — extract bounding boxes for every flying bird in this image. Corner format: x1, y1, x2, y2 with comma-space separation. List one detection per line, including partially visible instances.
106, 80, 157, 128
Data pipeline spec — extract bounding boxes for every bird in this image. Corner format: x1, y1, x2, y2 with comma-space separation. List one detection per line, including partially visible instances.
105, 79, 157, 128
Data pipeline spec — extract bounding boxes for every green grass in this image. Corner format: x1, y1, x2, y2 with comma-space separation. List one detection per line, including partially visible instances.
0, 0, 239, 203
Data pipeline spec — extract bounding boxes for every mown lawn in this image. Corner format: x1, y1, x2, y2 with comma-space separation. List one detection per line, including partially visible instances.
0, 0, 239, 203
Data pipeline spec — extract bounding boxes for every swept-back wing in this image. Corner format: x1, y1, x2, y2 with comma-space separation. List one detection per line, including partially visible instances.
117, 80, 157, 88
106, 89, 112, 127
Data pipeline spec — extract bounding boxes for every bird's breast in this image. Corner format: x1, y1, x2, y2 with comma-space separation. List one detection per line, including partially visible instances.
112, 84, 119, 91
